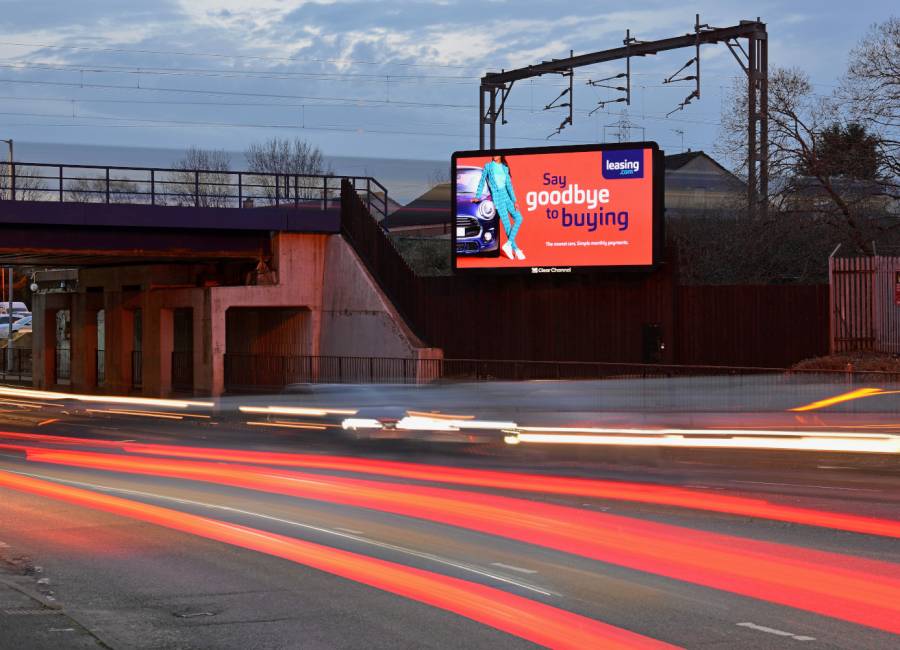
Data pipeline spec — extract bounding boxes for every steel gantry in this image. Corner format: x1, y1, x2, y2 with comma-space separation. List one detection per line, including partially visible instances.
477, 16, 768, 217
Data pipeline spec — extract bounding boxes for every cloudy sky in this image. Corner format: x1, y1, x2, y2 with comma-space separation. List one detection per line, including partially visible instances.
0, 0, 895, 166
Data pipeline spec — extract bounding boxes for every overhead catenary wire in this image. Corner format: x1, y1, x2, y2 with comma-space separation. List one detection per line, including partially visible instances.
0, 78, 725, 126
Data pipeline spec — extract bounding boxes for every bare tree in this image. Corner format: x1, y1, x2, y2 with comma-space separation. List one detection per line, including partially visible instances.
1, 164, 48, 200
427, 166, 450, 187
169, 146, 233, 207
717, 67, 887, 253
244, 137, 330, 204
66, 176, 142, 203
843, 17, 900, 198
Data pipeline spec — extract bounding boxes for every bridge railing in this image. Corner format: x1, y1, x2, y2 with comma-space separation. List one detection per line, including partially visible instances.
0, 162, 389, 221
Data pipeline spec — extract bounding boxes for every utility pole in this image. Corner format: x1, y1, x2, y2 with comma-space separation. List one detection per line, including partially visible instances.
1, 139, 12, 200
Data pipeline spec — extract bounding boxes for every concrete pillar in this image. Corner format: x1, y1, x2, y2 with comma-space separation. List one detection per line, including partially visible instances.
191, 300, 207, 396
31, 292, 49, 389
70, 293, 99, 392
33, 293, 71, 389
41, 309, 56, 389
103, 291, 136, 394
208, 291, 226, 397
307, 304, 322, 357
144, 304, 173, 397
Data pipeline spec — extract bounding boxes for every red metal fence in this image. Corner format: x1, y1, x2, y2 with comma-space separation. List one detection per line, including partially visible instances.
340, 181, 830, 368
676, 284, 829, 366
829, 256, 900, 354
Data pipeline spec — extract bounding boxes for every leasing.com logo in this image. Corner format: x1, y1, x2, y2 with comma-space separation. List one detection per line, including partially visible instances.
602, 149, 644, 180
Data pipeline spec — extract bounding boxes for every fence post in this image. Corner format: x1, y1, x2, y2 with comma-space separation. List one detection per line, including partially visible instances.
338, 356, 343, 383
58, 166, 63, 202
237, 172, 242, 208
366, 178, 372, 216
150, 169, 155, 205
9, 162, 15, 201
105, 167, 110, 203
323, 176, 328, 210
275, 174, 280, 206
194, 171, 199, 207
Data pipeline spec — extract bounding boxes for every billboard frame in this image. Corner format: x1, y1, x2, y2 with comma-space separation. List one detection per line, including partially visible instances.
451, 141, 665, 275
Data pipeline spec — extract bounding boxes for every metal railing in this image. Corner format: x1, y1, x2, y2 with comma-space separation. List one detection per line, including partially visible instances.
96, 349, 106, 386
225, 354, 900, 390
172, 350, 193, 392
1, 162, 389, 221
131, 350, 143, 389
224, 354, 433, 389
55, 348, 71, 384
0, 347, 32, 384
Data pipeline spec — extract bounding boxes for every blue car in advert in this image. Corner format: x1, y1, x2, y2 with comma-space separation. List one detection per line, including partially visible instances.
455, 165, 499, 255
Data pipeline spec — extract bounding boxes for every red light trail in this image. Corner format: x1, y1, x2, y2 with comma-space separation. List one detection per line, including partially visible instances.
0, 470, 675, 650
2, 429, 899, 538
18, 446, 900, 634
120, 442, 900, 539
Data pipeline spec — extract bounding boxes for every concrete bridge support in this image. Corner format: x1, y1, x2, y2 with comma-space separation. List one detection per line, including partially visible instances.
29, 233, 441, 397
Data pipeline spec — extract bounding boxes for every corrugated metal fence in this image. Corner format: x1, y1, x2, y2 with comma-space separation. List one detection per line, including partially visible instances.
830, 256, 900, 354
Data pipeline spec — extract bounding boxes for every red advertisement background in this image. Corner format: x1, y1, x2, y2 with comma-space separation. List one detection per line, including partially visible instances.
455, 148, 654, 269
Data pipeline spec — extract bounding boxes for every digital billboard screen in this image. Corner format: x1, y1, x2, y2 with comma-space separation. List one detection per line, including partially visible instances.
451, 142, 663, 273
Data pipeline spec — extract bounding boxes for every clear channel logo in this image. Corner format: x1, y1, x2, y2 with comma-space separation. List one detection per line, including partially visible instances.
602, 149, 644, 180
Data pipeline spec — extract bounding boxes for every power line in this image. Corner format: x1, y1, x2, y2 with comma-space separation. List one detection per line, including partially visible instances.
0, 111, 717, 152
0, 78, 724, 126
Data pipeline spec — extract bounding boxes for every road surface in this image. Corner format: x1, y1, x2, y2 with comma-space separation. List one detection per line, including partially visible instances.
0, 385, 898, 648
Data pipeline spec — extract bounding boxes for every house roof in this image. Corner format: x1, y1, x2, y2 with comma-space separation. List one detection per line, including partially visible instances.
665, 151, 707, 170
382, 182, 452, 229
665, 150, 742, 179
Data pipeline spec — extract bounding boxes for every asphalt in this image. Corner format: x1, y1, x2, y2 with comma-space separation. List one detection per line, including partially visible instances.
0, 384, 898, 648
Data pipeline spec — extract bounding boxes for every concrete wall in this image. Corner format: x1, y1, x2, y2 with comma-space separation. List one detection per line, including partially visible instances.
320, 236, 439, 360
30, 232, 441, 396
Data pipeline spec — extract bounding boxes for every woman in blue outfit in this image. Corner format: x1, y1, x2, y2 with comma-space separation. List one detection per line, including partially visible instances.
471, 155, 525, 260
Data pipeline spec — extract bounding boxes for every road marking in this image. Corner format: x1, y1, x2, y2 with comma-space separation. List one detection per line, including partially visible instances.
737, 621, 816, 641
11, 470, 556, 598
62, 423, 122, 431
731, 480, 880, 493
334, 527, 365, 535
491, 563, 537, 574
